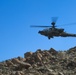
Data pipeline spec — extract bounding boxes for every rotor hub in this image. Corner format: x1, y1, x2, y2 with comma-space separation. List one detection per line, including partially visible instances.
51, 22, 55, 25
51, 22, 56, 28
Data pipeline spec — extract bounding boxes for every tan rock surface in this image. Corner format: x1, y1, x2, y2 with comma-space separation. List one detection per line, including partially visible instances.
0, 46, 76, 75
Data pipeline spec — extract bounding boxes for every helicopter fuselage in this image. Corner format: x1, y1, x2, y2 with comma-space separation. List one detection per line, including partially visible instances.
38, 27, 76, 39
38, 28, 64, 39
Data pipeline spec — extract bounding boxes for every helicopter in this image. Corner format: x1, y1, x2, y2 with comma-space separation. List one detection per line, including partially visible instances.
31, 18, 76, 39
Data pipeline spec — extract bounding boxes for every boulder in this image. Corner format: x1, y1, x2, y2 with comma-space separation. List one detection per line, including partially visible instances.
20, 62, 31, 66
36, 49, 42, 53
17, 56, 26, 62
14, 62, 31, 70
11, 58, 21, 64
66, 61, 76, 69
35, 53, 42, 62
43, 51, 52, 57
67, 47, 76, 53
5, 60, 14, 66
20, 71, 24, 75
19, 62, 31, 69
58, 72, 64, 75
49, 48, 58, 55
24, 52, 33, 58
15, 71, 21, 75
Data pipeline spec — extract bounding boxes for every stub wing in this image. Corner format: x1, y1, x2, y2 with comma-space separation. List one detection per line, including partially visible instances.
60, 32, 76, 37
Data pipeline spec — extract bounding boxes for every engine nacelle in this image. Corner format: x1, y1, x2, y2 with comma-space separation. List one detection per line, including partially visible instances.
58, 29, 64, 33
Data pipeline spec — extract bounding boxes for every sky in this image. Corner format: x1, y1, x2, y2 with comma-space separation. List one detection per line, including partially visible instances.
0, 0, 76, 61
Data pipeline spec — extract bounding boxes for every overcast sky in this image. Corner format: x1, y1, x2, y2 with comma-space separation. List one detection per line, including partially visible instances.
0, 0, 76, 61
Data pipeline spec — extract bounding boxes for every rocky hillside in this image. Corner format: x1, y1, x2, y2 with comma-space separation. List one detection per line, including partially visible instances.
0, 47, 76, 75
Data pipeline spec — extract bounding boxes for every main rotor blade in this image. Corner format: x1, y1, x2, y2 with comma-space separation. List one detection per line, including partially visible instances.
58, 23, 76, 26
30, 25, 51, 27
51, 17, 58, 23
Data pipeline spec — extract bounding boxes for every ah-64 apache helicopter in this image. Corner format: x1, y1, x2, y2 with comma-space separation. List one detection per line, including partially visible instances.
31, 17, 76, 39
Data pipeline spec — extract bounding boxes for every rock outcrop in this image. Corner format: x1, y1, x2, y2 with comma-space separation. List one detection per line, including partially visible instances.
0, 46, 76, 75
